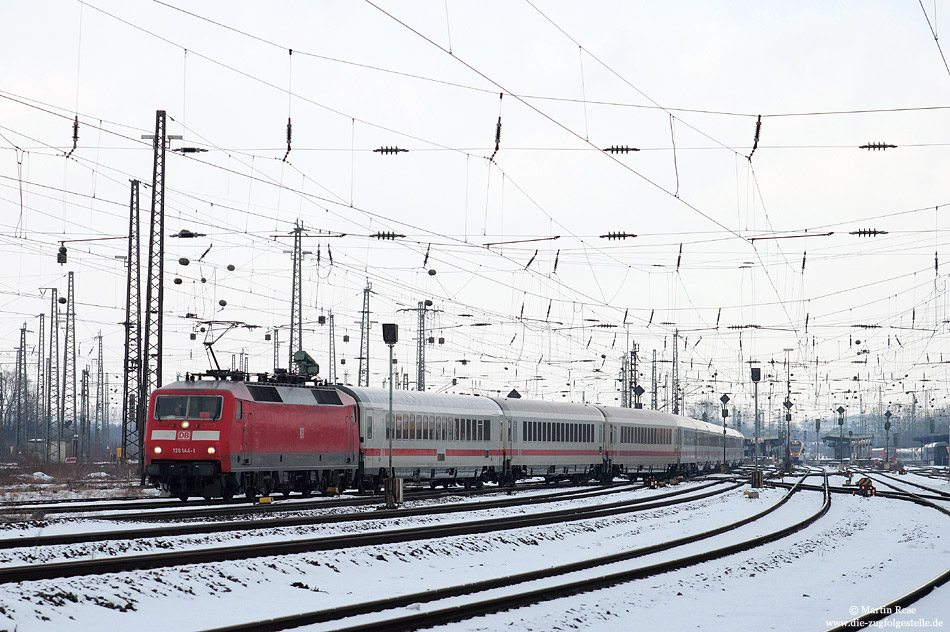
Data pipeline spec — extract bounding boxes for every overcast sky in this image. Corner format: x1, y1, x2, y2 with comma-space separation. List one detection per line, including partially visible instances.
3, 1, 950, 432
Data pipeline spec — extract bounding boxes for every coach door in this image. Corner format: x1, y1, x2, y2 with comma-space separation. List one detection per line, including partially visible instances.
345, 407, 356, 464
501, 415, 511, 465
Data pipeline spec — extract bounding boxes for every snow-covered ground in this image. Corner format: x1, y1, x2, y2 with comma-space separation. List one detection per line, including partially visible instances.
0, 473, 946, 632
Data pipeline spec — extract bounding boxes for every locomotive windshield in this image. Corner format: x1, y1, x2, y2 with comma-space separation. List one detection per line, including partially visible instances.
154, 395, 223, 420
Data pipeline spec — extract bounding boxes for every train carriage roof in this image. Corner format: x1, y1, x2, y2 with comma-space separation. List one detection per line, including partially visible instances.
490, 397, 606, 423
596, 406, 687, 429
596, 405, 744, 439
337, 386, 503, 416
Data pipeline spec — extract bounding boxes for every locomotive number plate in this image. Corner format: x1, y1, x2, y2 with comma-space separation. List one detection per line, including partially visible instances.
172, 447, 196, 454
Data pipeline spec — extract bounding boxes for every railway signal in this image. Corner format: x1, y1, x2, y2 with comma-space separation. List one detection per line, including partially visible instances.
382, 323, 400, 509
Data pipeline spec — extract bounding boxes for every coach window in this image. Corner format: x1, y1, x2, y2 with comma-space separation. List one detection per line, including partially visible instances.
234, 400, 242, 420
367, 415, 373, 440
485, 420, 491, 441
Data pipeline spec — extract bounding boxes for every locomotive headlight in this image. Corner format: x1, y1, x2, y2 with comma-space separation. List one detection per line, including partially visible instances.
207, 447, 216, 455
154, 446, 162, 454
180, 420, 191, 429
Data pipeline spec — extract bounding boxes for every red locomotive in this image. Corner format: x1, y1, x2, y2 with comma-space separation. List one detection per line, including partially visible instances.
144, 377, 359, 501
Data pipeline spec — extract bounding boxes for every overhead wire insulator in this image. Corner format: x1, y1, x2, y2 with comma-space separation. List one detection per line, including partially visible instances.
747, 115, 762, 161
525, 249, 538, 270
373, 146, 408, 155
603, 145, 640, 154
859, 142, 897, 150
490, 93, 503, 162
66, 115, 79, 158
849, 228, 889, 237
283, 117, 292, 162
599, 231, 636, 240
371, 231, 406, 240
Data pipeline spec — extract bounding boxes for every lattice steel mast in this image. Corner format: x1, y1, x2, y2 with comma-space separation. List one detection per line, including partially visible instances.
47, 288, 60, 461
95, 332, 104, 453
15, 323, 27, 452
358, 281, 372, 387
289, 221, 304, 371
36, 313, 44, 452
61, 271, 77, 443
80, 367, 90, 462
121, 179, 142, 464
143, 109, 168, 402
672, 329, 680, 415
328, 311, 336, 383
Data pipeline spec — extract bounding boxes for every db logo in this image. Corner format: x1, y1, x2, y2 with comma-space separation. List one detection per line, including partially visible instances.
177, 430, 192, 440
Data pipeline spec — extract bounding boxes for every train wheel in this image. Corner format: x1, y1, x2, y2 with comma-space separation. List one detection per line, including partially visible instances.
429, 479, 437, 489
177, 494, 188, 502
222, 488, 234, 503
244, 488, 257, 501
463, 479, 472, 491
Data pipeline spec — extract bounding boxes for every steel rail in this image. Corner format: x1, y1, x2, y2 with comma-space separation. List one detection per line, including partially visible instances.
0, 482, 646, 550
0, 481, 740, 584
202, 475, 827, 632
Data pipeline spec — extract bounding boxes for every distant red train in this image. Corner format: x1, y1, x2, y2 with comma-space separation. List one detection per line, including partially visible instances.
789, 439, 804, 462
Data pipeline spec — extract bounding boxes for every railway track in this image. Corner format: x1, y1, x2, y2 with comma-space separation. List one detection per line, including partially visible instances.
769, 476, 950, 517
199, 474, 826, 632
863, 470, 950, 498
824, 568, 950, 632
0, 481, 648, 550
0, 479, 740, 584
0, 479, 639, 520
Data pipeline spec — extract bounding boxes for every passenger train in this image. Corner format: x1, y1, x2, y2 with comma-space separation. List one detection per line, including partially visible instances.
870, 443, 949, 466
144, 374, 745, 500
